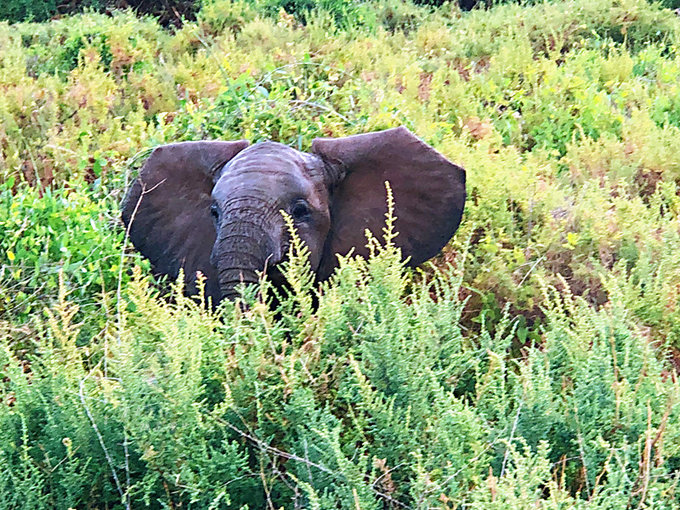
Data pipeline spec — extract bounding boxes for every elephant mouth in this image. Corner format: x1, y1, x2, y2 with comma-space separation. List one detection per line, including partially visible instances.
265, 263, 289, 291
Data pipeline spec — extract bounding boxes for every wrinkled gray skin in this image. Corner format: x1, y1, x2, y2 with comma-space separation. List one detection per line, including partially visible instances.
122, 127, 467, 306
210, 143, 331, 300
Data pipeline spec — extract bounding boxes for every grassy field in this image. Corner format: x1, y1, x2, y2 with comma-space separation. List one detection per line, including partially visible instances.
2, 0, 680, 507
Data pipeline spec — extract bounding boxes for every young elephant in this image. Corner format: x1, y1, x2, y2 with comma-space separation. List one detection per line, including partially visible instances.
121, 127, 466, 304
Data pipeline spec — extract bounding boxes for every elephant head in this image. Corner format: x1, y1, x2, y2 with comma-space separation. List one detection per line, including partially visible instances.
121, 127, 466, 305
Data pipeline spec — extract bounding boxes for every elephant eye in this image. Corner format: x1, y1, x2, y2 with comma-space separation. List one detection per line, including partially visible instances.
210, 203, 220, 222
290, 200, 311, 222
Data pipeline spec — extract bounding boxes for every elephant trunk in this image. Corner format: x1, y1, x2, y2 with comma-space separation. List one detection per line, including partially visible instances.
217, 267, 261, 301
213, 202, 281, 301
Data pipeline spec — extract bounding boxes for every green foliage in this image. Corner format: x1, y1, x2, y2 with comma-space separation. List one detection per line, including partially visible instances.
0, 182, 140, 322
1, 231, 679, 507
0, 0, 59, 23
0, 0, 196, 24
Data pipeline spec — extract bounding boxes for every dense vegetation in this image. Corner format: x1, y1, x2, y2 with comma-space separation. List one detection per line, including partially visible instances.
2, 0, 680, 507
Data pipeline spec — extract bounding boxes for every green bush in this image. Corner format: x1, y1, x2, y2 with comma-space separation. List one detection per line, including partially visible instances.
0, 181, 145, 322
0, 0, 59, 23
0, 0, 117, 23
0, 0, 198, 24
1, 230, 678, 508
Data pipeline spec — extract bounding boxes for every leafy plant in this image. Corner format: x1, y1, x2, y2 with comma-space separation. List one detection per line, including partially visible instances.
1, 222, 679, 507
0, 181, 145, 322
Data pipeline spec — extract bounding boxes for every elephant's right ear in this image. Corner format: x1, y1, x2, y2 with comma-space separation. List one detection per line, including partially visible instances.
121, 140, 248, 302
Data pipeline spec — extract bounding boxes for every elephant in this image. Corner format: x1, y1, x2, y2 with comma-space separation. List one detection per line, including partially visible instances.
121, 127, 466, 305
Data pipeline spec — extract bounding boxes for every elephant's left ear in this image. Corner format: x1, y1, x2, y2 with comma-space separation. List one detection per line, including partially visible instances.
312, 127, 466, 278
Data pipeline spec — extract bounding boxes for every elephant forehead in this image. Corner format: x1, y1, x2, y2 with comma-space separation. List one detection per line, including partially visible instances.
226, 141, 311, 172
213, 142, 323, 201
